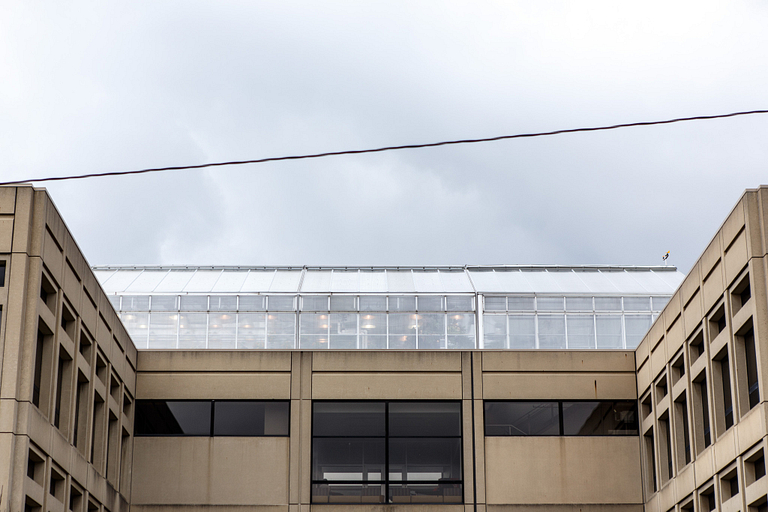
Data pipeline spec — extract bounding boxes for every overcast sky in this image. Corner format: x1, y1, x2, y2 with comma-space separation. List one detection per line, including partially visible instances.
2, 1, 767, 273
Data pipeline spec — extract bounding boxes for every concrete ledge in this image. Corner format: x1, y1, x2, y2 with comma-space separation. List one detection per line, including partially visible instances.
137, 350, 292, 372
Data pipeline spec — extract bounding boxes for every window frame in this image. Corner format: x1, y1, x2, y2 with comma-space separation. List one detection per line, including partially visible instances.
311, 400, 464, 505
134, 399, 290, 437
483, 399, 639, 437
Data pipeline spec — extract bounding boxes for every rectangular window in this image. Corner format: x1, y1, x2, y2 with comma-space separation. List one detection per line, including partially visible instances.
135, 400, 289, 436
741, 327, 760, 410
644, 429, 657, 493
484, 401, 637, 436
714, 349, 734, 431
694, 374, 711, 452
674, 395, 691, 468
658, 415, 673, 482
538, 315, 565, 349
561, 401, 638, 435
566, 315, 595, 349
312, 401, 462, 504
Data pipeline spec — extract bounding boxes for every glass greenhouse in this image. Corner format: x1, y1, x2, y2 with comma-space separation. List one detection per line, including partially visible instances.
93, 265, 684, 350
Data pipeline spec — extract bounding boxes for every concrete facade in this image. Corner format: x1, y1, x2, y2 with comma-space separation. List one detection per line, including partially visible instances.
0, 187, 137, 512
0, 184, 767, 512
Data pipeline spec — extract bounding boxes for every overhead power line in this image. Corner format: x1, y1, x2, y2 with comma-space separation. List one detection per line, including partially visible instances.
2, 108, 767, 186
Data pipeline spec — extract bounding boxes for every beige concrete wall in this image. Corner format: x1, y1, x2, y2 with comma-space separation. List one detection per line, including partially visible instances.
131, 437, 290, 505
635, 186, 768, 512
0, 186, 137, 512
485, 437, 643, 505
132, 350, 639, 510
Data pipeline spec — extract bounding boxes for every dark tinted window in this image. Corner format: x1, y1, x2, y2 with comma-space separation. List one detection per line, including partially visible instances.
312, 438, 385, 480
389, 402, 461, 437
136, 400, 289, 436
388, 438, 462, 481
313, 402, 385, 437
136, 401, 211, 436
561, 401, 638, 435
312, 401, 462, 504
484, 402, 559, 436
214, 401, 289, 436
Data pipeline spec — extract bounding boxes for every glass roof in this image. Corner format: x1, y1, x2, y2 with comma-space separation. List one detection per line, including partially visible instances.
94, 265, 684, 295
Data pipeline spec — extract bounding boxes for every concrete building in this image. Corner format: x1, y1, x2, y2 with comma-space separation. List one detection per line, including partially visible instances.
0, 184, 766, 512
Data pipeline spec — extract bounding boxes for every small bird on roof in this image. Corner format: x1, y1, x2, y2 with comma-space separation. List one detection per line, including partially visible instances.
662, 251, 670, 262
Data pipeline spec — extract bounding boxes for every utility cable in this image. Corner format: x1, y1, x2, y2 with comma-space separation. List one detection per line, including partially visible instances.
2, 108, 767, 186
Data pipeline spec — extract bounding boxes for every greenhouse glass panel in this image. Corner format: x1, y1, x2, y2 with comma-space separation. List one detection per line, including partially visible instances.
125, 271, 168, 292
238, 295, 266, 312
300, 335, 327, 349
268, 296, 295, 311
302, 296, 329, 312
360, 313, 386, 335
417, 296, 443, 311
484, 297, 506, 311
183, 271, 223, 292
240, 271, 276, 292
267, 313, 296, 349
180, 295, 208, 311
594, 297, 622, 311
269, 271, 302, 292
507, 296, 535, 311
211, 271, 248, 292
387, 271, 416, 293
565, 297, 593, 311
446, 296, 473, 311
268, 335, 295, 349
330, 313, 357, 349
566, 315, 595, 349
418, 314, 445, 336
483, 315, 507, 349
178, 313, 207, 349
208, 313, 237, 349
438, 270, 474, 292
625, 315, 653, 348
300, 313, 329, 335
360, 296, 387, 311
237, 313, 266, 349
121, 312, 149, 348
468, 270, 502, 292
148, 313, 178, 349
154, 271, 195, 292
210, 295, 238, 311
537, 297, 564, 311
361, 335, 387, 349
538, 315, 566, 349
448, 313, 474, 335
150, 295, 178, 311
448, 335, 475, 349
330, 270, 359, 292
596, 315, 623, 348
330, 295, 356, 312
508, 316, 535, 349
389, 313, 417, 349
359, 271, 387, 292
301, 271, 332, 293
652, 296, 670, 311
412, 271, 442, 292
389, 296, 416, 312
99, 270, 142, 292
623, 296, 651, 311
108, 295, 120, 310
389, 335, 416, 349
